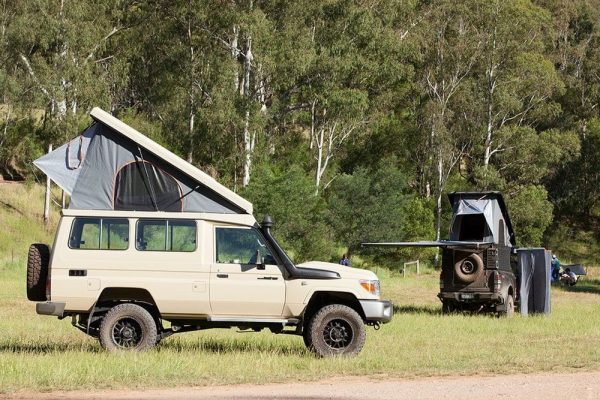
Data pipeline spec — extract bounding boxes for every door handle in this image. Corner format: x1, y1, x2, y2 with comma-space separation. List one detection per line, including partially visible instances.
257, 276, 278, 280
217, 273, 229, 278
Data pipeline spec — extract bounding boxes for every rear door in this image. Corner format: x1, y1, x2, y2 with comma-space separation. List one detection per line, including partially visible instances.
210, 226, 285, 316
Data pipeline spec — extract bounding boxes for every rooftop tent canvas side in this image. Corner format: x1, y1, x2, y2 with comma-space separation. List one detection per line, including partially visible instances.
447, 192, 515, 246
33, 124, 97, 195
33, 107, 253, 215
68, 124, 243, 213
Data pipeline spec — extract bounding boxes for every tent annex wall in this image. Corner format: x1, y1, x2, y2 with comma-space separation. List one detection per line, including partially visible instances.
34, 107, 253, 214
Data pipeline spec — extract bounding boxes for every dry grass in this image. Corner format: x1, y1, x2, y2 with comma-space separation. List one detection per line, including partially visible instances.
1, 184, 599, 393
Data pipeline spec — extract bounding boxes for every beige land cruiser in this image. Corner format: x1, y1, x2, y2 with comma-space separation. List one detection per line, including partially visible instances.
26, 107, 392, 356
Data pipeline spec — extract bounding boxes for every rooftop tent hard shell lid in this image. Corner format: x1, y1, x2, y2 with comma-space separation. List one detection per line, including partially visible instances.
33, 107, 253, 214
447, 192, 515, 246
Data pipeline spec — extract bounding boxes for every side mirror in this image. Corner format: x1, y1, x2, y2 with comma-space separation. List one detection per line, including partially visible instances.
255, 250, 265, 270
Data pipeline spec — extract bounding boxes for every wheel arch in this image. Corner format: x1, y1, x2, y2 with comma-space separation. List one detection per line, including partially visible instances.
95, 287, 161, 318
302, 291, 365, 323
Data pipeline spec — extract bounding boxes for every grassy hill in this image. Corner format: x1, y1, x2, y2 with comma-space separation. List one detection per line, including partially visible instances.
0, 183, 59, 266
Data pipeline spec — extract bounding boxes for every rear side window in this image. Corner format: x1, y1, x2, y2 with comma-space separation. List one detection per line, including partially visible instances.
136, 219, 196, 252
69, 218, 129, 250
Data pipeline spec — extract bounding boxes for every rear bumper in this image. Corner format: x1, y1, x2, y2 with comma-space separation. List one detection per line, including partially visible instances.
36, 302, 66, 317
359, 299, 393, 323
438, 292, 503, 304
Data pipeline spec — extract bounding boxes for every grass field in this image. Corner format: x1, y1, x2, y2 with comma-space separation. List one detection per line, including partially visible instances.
1, 183, 600, 393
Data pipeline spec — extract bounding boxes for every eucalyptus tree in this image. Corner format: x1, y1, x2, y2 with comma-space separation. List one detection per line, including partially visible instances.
414, 0, 481, 242
285, 0, 411, 194
474, 0, 564, 172
126, 0, 238, 174
8, 0, 130, 128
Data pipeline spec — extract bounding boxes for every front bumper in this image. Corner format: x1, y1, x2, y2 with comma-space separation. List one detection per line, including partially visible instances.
359, 299, 393, 323
36, 302, 66, 317
438, 292, 503, 304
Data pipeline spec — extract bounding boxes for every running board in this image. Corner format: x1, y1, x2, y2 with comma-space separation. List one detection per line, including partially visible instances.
206, 316, 299, 325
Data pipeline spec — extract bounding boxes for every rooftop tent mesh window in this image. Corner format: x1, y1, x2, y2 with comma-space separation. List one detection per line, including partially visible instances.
114, 161, 183, 211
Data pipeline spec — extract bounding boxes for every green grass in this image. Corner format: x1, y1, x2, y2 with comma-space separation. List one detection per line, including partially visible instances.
1, 183, 600, 393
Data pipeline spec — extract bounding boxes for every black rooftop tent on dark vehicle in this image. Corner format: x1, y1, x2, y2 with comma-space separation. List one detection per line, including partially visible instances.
34, 108, 252, 214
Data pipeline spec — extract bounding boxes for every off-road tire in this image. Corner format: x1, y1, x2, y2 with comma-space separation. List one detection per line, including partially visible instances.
302, 321, 313, 350
98, 303, 158, 352
26, 243, 50, 301
501, 294, 515, 318
454, 253, 483, 284
307, 304, 366, 357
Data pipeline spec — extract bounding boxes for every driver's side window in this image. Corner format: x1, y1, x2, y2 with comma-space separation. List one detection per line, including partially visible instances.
215, 227, 275, 264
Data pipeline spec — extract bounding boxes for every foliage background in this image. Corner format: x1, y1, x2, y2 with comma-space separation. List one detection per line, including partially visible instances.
1, 0, 600, 266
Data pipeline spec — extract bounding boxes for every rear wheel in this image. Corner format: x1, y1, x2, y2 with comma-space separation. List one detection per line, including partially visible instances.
307, 304, 366, 357
500, 294, 515, 318
99, 303, 158, 351
27, 243, 50, 301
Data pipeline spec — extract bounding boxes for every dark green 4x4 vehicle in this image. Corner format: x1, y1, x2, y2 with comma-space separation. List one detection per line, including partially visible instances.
438, 192, 517, 316
364, 191, 518, 316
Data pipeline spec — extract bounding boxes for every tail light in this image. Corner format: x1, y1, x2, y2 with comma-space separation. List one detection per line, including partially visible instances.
493, 271, 501, 293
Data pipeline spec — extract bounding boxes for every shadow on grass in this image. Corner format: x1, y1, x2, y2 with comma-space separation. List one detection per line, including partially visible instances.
393, 304, 441, 315
556, 278, 600, 295
0, 339, 309, 356
159, 337, 308, 356
0, 342, 100, 354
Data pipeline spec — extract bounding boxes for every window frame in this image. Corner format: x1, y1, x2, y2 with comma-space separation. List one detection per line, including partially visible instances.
135, 218, 198, 252
214, 226, 278, 265
68, 217, 130, 251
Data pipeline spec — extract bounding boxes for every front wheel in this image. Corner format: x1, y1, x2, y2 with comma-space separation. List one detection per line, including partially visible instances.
307, 304, 366, 357
98, 303, 158, 352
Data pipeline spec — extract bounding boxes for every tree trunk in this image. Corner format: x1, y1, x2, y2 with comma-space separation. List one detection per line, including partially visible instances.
434, 154, 443, 265
187, 16, 195, 164
483, 25, 497, 170
315, 127, 324, 194
241, 33, 254, 187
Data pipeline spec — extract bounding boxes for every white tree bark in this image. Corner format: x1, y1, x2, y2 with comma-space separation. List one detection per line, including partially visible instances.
313, 117, 359, 195
187, 16, 195, 163
483, 24, 497, 170
241, 34, 254, 187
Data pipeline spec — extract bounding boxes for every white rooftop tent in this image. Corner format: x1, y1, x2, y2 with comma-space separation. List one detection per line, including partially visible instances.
34, 107, 252, 214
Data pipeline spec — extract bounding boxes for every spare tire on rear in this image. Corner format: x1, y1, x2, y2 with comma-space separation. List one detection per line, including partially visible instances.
454, 252, 483, 284
27, 243, 50, 301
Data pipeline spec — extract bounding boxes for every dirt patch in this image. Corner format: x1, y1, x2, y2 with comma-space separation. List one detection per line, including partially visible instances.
4, 371, 599, 400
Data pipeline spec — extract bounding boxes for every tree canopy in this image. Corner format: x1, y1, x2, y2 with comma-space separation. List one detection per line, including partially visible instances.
2, 0, 599, 264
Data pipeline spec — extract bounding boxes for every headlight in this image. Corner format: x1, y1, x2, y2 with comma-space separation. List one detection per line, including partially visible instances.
359, 279, 380, 296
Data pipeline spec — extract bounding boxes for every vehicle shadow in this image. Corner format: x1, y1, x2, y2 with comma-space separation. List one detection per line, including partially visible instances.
393, 304, 441, 315
0, 339, 309, 356
556, 278, 600, 295
0, 342, 100, 354
158, 338, 308, 356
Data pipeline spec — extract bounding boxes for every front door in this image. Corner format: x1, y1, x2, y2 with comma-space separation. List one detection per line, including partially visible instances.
210, 227, 285, 316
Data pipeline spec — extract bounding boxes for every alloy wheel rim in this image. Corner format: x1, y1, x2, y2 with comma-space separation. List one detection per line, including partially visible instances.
323, 318, 353, 349
111, 317, 143, 348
